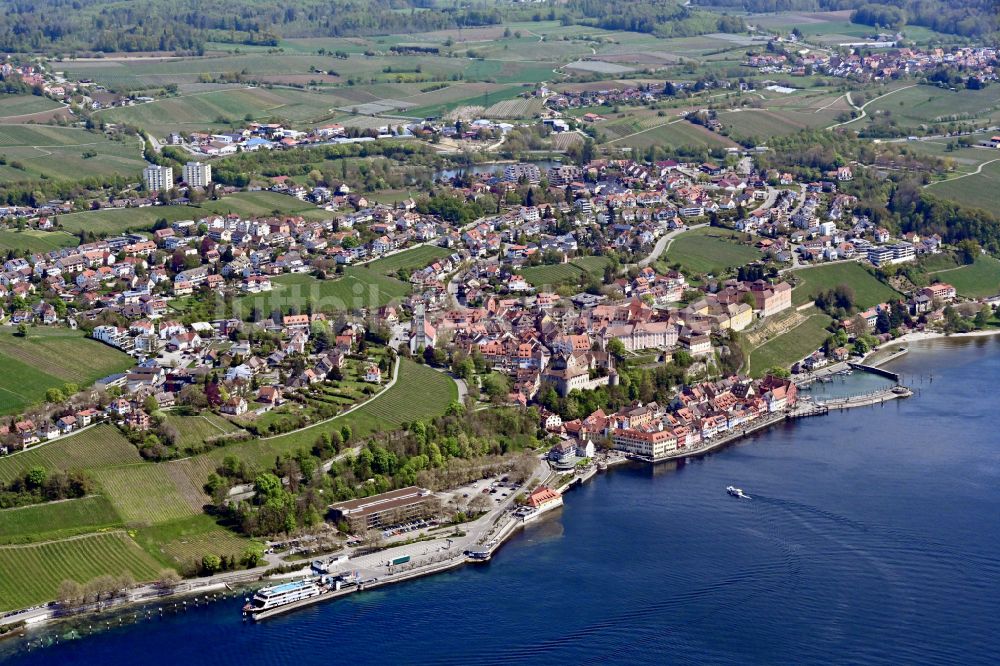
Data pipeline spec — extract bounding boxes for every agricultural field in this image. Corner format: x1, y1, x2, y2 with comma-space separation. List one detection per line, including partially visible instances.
55, 190, 331, 236
0, 124, 144, 183
597, 110, 738, 151
0, 94, 63, 119
0, 328, 134, 415
162, 413, 245, 450
200, 359, 457, 472
520, 256, 610, 288
231, 268, 410, 319
135, 514, 254, 570
0, 229, 78, 254
924, 158, 1000, 214
365, 245, 451, 275
863, 84, 1000, 128
790, 262, 902, 308
482, 97, 546, 119
926, 256, 1000, 299
97, 86, 347, 135
91, 463, 200, 526
0, 496, 123, 545
0, 425, 141, 485
664, 227, 761, 275
0, 531, 162, 612
406, 85, 527, 120
720, 99, 847, 140
747, 312, 834, 377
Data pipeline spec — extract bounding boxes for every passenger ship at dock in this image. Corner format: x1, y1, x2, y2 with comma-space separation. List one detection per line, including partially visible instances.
243, 577, 345, 620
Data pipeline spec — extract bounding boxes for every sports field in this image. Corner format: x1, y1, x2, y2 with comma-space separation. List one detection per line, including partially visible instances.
0, 531, 162, 612
0, 328, 134, 415
790, 262, 901, 308
665, 227, 760, 275
0, 125, 145, 183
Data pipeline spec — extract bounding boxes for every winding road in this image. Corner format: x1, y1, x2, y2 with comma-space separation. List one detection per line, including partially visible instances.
826, 85, 917, 130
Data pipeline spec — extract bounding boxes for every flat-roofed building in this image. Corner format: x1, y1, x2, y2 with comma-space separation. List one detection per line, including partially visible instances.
143, 165, 173, 192
329, 486, 435, 531
183, 161, 212, 188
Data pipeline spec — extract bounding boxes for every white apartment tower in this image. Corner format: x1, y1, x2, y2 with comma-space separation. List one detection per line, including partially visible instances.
183, 161, 212, 188
143, 165, 173, 192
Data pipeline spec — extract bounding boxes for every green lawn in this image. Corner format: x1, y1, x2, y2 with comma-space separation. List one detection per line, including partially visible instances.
0, 496, 123, 545
665, 227, 760, 275
365, 245, 451, 275
0, 531, 162, 612
790, 262, 901, 308
0, 328, 135, 415
232, 268, 410, 319
748, 313, 834, 377
928, 256, 1000, 299
0, 229, 78, 253
520, 256, 610, 288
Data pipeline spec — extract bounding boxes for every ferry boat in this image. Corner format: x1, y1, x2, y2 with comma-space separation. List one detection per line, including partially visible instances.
726, 486, 751, 499
243, 577, 340, 620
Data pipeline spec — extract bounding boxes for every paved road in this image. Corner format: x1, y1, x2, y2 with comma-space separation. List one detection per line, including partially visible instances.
826, 85, 917, 130
638, 223, 708, 267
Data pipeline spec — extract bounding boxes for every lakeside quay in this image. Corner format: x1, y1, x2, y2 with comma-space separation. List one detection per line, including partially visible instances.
0, 364, 913, 636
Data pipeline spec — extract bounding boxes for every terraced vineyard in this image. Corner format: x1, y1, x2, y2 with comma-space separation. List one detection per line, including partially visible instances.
0, 327, 135, 388
0, 532, 162, 612
482, 97, 545, 119
0, 496, 123, 545
135, 515, 254, 570
164, 414, 245, 450
0, 425, 141, 484
91, 464, 200, 526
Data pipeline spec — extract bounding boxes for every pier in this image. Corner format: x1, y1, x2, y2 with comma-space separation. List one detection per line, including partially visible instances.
847, 362, 901, 382
816, 385, 912, 409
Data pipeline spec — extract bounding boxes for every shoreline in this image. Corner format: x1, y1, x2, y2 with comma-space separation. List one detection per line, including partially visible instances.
1, 333, 981, 646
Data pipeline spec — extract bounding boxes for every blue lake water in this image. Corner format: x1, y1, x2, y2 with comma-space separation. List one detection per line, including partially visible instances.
4, 337, 999, 665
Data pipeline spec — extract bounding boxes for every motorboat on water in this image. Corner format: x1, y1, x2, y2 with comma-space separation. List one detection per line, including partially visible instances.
726, 486, 751, 499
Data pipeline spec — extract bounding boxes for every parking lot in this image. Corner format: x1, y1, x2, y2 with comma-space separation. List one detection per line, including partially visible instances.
442, 474, 522, 509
